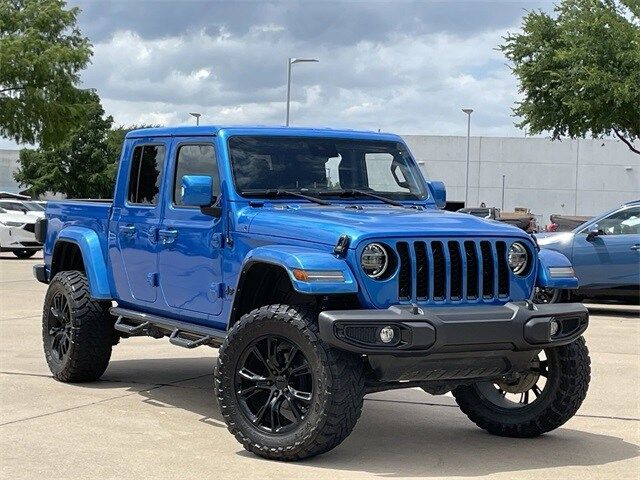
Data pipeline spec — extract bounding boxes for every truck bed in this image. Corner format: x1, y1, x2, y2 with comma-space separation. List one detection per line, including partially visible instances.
44, 199, 113, 261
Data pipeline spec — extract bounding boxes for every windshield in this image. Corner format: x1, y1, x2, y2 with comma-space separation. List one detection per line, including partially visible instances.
0, 201, 28, 213
20, 201, 44, 211
229, 136, 427, 201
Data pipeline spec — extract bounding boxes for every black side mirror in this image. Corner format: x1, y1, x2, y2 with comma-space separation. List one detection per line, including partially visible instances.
586, 225, 602, 241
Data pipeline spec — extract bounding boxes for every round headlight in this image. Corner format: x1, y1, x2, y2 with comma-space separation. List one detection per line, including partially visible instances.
361, 243, 389, 279
508, 242, 529, 275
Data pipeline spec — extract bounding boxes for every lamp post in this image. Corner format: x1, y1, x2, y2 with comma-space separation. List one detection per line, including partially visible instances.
285, 57, 319, 126
462, 108, 473, 207
189, 112, 201, 126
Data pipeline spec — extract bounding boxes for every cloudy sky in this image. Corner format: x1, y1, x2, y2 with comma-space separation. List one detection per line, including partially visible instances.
2, 0, 557, 149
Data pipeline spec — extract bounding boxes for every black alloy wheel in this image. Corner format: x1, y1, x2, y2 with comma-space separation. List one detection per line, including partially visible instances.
473, 350, 549, 409
453, 337, 590, 438
46, 292, 72, 364
42, 271, 115, 382
235, 335, 313, 434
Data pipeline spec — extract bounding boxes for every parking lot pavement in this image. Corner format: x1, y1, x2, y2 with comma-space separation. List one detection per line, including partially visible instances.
1, 251, 638, 480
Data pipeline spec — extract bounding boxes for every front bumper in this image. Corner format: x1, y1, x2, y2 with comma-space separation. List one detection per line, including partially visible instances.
318, 302, 588, 382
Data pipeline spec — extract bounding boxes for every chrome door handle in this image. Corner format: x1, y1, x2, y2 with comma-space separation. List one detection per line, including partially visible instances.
631, 245, 640, 251
119, 224, 136, 237
159, 228, 178, 244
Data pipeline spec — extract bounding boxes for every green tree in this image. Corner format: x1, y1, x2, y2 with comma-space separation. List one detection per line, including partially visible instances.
14, 100, 117, 198
14, 104, 156, 198
0, 0, 94, 147
501, 0, 640, 154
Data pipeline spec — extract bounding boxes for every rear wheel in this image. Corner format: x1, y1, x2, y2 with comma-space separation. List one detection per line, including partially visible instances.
13, 249, 37, 259
215, 304, 365, 461
453, 337, 590, 437
42, 271, 115, 382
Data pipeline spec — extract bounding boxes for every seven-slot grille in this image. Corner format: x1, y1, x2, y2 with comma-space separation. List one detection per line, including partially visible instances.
397, 239, 510, 302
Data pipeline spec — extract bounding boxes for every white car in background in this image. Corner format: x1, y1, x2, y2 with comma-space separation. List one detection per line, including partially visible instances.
0, 199, 45, 220
0, 206, 42, 258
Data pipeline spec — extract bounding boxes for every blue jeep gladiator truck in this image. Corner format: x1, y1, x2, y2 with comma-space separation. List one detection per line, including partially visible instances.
34, 126, 590, 461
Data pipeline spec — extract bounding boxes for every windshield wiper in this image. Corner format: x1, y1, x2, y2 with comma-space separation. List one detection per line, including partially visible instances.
319, 189, 403, 207
241, 189, 331, 206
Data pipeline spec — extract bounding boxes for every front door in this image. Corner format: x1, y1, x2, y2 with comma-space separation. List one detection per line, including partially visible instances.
157, 140, 224, 322
572, 205, 640, 288
115, 142, 167, 303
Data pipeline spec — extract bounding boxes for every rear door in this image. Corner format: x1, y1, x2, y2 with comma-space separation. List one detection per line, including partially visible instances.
115, 141, 167, 303
572, 205, 640, 288
157, 139, 224, 322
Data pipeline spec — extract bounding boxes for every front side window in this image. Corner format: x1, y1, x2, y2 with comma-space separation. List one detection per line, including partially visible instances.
590, 206, 640, 235
127, 145, 165, 205
173, 144, 220, 207
229, 136, 426, 201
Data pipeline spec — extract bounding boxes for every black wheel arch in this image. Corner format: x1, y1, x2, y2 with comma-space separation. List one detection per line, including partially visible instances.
229, 260, 361, 329
51, 241, 86, 278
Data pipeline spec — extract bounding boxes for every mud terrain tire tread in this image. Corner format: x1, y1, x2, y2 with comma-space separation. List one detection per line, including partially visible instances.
215, 304, 365, 461
452, 337, 590, 437
42, 271, 114, 382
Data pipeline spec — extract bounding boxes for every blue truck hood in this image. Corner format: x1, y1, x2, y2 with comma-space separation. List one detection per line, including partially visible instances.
243, 204, 529, 247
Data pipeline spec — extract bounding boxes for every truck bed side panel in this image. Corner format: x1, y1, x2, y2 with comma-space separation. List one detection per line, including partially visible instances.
44, 200, 112, 281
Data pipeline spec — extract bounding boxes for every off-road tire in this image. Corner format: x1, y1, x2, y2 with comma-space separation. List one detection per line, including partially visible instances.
452, 337, 590, 437
42, 271, 115, 382
215, 304, 365, 461
13, 249, 37, 259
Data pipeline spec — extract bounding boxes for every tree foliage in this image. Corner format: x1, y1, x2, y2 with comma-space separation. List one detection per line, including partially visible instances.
0, 0, 95, 147
14, 100, 117, 198
501, 0, 640, 154
14, 98, 155, 198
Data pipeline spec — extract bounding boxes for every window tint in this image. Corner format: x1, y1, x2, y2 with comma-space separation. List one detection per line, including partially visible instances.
173, 145, 220, 206
229, 136, 426, 200
128, 145, 165, 205
594, 207, 640, 235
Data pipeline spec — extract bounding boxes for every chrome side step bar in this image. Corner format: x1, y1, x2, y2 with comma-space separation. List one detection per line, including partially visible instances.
111, 307, 226, 349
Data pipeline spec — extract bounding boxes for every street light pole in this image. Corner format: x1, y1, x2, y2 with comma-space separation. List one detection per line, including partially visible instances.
462, 108, 473, 207
501, 174, 506, 210
285, 57, 319, 126
189, 112, 201, 126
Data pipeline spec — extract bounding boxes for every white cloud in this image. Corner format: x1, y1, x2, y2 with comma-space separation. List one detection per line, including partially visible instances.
81, 24, 523, 137
3, 2, 547, 149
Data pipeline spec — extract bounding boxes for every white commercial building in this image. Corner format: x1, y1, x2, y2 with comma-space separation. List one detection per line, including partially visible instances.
404, 135, 639, 225
2, 135, 639, 225
0, 149, 21, 194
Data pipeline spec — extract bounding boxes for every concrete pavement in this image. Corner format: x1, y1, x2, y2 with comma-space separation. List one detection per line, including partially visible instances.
1, 251, 638, 479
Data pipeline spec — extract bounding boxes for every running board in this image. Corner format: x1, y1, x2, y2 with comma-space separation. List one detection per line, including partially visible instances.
111, 307, 226, 348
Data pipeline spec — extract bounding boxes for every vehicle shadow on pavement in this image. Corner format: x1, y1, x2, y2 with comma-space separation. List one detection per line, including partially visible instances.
99, 357, 638, 478
585, 307, 640, 319
306, 402, 640, 477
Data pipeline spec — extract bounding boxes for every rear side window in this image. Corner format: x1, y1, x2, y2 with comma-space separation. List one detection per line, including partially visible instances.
128, 145, 165, 205
173, 144, 220, 206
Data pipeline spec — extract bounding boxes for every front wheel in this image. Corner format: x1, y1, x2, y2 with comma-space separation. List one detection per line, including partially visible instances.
453, 337, 590, 437
215, 304, 365, 461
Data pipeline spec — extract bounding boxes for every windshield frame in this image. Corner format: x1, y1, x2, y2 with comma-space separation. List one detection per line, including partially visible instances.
227, 135, 429, 203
